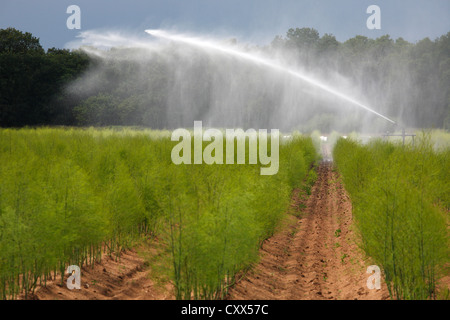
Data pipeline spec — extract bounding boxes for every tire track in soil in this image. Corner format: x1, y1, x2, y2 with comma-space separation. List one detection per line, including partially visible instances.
227, 162, 390, 300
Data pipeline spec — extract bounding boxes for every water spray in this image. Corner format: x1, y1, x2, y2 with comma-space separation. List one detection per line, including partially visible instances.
145, 29, 397, 125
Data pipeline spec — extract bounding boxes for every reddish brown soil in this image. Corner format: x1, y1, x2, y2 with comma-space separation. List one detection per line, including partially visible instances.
227, 163, 390, 300
28, 241, 174, 300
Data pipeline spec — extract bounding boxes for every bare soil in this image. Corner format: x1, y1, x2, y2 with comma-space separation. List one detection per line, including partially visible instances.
28, 241, 174, 300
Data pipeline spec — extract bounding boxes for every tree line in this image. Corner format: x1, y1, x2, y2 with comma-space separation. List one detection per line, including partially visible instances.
0, 27, 449, 130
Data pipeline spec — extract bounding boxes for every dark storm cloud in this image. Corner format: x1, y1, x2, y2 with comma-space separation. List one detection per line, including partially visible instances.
1, 0, 449, 48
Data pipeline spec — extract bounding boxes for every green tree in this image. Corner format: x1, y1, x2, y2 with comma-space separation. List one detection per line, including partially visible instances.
0, 27, 44, 54
317, 33, 339, 53
0, 29, 89, 127
285, 27, 320, 50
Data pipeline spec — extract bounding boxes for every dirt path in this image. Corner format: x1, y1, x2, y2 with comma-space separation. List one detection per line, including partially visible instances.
29, 242, 174, 300
227, 162, 390, 300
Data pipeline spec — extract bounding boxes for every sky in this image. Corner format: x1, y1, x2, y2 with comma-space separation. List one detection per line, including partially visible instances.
1, 0, 449, 49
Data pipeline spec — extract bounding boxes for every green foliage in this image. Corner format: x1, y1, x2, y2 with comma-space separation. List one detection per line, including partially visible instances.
0, 28, 89, 127
0, 128, 317, 300
155, 134, 317, 299
333, 137, 449, 299
0, 27, 44, 55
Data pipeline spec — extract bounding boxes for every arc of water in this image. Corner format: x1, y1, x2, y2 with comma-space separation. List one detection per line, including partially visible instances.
145, 29, 396, 125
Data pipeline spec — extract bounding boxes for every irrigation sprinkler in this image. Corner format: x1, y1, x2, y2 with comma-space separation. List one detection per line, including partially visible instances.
382, 128, 416, 146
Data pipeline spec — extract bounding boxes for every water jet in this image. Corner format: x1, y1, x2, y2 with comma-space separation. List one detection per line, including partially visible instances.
145, 29, 397, 125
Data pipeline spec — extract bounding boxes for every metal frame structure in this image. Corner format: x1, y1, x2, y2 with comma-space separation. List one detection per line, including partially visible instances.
382, 128, 416, 146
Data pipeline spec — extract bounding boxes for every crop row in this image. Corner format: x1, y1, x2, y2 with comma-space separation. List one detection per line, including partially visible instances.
333, 136, 449, 299
0, 128, 318, 299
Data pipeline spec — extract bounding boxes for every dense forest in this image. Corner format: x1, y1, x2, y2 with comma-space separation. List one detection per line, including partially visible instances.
0, 27, 449, 131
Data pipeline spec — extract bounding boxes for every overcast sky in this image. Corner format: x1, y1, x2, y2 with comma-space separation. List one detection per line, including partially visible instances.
1, 0, 449, 49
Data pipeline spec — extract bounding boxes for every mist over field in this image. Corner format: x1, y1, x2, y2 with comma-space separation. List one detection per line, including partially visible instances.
62, 28, 450, 133
1, 26, 449, 133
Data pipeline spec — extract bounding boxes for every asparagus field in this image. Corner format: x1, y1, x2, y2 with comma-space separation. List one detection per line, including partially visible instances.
0, 128, 318, 300
333, 137, 449, 299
